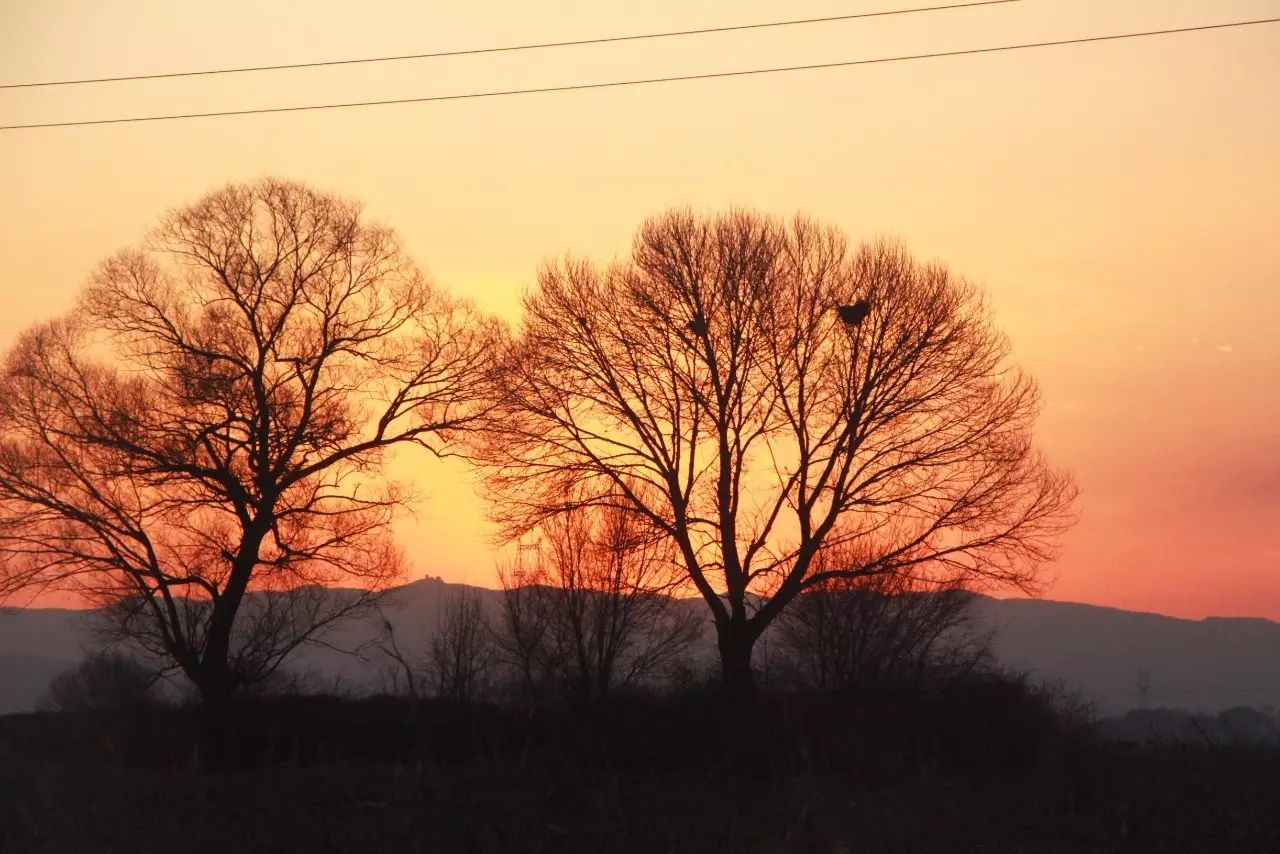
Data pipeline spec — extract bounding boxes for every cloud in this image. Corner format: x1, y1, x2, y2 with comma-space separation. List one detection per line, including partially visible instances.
1216, 344, 1234, 353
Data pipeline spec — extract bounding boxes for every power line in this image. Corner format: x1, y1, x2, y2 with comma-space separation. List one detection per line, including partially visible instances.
3, 17, 1277, 132
1, 1, 1019, 90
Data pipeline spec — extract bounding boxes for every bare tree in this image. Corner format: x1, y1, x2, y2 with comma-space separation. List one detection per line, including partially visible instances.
369, 588, 496, 702
370, 613, 423, 699
494, 558, 552, 701
425, 586, 495, 702
495, 501, 702, 703
0, 179, 501, 711
776, 541, 990, 694
481, 210, 1075, 699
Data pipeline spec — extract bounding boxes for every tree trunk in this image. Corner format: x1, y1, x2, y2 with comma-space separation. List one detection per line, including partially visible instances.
202, 528, 266, 688
195, 520, 269, 767
195, 673, 239, 771
715, 619, 772, 774
717, 620, 759, 702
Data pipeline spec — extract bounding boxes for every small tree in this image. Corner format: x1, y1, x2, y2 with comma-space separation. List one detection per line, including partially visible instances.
494, 562, 552, 701
369, 588, 495, 702
496, 501, 702, 703
0, 179, 501, 711
425, 587, 495, 703
369, 613, 423, 699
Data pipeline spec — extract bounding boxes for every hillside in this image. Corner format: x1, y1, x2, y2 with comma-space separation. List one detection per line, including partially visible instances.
974, 597, 1280, 715
3, 582, 1278, 716
0, 606, 90, 714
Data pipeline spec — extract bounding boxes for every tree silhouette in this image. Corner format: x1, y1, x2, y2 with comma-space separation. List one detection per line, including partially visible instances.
495, 500, 701, 704
481, 209, 1075, 699
426, 586, 495, 703
0, 179, 501, 710
777, 540, 990, 694
38, 650, 161, 713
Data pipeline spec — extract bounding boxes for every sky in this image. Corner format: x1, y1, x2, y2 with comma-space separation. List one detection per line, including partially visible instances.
1, 1, 1277, 619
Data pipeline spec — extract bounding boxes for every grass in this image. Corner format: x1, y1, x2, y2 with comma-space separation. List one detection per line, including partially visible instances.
2, 683, 1278, 852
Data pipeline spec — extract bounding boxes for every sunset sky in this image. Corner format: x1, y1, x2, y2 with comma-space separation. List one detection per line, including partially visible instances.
1, 0, 1277, 619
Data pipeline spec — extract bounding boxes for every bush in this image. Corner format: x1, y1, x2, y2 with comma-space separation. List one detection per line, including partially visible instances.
774, 571, 991, 696
38, 650, 161, 713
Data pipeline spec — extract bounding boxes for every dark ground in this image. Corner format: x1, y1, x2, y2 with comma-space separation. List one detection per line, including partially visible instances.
2, 686, 1278, 853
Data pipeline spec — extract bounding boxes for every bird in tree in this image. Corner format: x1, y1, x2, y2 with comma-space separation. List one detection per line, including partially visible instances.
836, 299, 871, 326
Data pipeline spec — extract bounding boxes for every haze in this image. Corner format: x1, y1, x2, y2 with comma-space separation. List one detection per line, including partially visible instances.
1, 0, 1276, 618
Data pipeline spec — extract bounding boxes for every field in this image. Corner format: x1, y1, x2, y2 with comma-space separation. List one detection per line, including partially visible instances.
3, 686, 1279, 853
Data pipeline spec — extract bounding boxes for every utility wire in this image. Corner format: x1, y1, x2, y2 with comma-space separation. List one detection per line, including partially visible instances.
1, 1, 1019, 90
3, 17, 1277, 132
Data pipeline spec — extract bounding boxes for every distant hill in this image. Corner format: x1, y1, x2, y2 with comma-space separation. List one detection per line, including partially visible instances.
972, 597, 1280, 715
0, 606, 90, 714
2, 582, 1278, 716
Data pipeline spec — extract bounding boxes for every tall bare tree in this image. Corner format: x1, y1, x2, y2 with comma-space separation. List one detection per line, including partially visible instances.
481, 210, 1075, 699
0, 179, 500, 709
496, 501, 702, 703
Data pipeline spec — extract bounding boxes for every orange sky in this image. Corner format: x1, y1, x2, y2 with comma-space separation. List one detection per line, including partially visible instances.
1, 1, 1277, 619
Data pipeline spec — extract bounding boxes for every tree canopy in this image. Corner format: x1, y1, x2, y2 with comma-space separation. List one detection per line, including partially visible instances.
0, 179, 501, 704
480, 209, 1075, 696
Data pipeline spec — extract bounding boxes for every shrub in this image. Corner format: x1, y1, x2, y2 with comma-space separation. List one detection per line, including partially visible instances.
38, 649, 160, 713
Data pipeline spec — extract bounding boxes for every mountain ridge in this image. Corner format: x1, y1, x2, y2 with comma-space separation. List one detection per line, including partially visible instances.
2, 580, 1277, 716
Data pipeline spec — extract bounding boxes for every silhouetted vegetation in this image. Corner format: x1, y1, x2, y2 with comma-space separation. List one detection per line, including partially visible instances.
775, 543, 992, 695
368, 586, 499, 702
8, 187, 1268, 852
480, 210, 1076, 699
4, 664, 1279, 853
495, 503, 702, 705
0, 196, 1076, 721
1, 584, 1274, 852
426, 587, 497, 702
0, 179, 502, 712
37, 650, 161, 713
1099, 705, 1280, 747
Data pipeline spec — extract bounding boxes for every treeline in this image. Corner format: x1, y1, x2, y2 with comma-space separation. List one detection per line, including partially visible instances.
27, 576, 1080, 774
42, 563, 1000, 717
